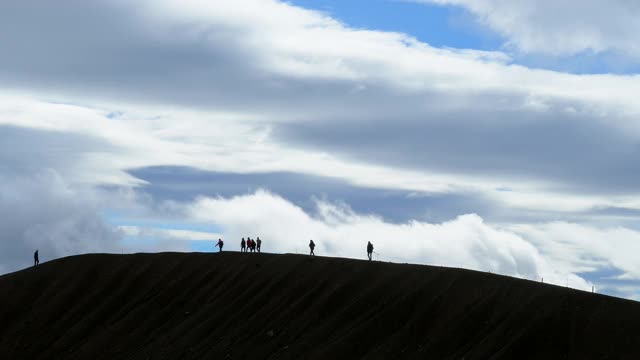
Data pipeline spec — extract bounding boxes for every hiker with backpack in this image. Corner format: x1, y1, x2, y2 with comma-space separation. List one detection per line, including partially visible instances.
215, 238, 224, 252
367, 241, 374, 261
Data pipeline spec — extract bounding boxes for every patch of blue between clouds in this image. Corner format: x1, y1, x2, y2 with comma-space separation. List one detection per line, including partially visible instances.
287, 0, 502, 51
102, 210, 223, 234
118, 236, 215, 253
191, 241, 217, 253
288, 0, 640, 75
103, 209, 224, 253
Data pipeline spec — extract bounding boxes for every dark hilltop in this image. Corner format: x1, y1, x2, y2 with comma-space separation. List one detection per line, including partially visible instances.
1, 252, 640, 359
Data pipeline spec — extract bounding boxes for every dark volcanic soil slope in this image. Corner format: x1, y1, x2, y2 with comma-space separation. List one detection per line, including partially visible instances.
1, 253, 640, 360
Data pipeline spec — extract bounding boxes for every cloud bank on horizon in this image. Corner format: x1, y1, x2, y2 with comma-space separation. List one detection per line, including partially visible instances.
2, 0, 640, 299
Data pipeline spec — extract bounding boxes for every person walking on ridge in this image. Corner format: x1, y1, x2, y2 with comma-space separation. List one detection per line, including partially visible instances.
215, 238, 224, 252
309, 240, 315, 256
256, 237, 262, 253
34, 250, 39, 267
241, 238, 246, 253
367, 241, 374, 261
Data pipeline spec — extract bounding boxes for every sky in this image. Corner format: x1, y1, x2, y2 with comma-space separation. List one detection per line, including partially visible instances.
3, 0, 640, 299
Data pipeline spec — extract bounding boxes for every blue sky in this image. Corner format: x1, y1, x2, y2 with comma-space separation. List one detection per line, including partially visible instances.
3, 0, 640, 299
289, 0, 502, 50
288, 0, 640, 74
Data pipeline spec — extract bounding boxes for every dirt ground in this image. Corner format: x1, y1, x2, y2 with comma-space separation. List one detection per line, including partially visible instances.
1, 252, 639, 359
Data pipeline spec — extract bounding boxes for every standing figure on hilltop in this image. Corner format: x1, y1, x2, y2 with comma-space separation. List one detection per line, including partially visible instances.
250, 238, 256, 252
309, 240, 315, 256
33, 250, 39, 267
367, 241, 374, 261
256, 237, 262, 253
241, 238, 246, 253
215, 238, 224, 252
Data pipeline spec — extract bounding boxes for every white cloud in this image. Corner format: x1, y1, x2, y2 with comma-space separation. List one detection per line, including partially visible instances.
419, 0, 640, 58
509, 222, 640, 280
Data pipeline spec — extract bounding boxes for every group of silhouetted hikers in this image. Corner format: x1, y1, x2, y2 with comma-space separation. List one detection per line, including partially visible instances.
241, 237, 261, 253
32, 238, 375, 267
212, 237, 374, 260
212, 237, 263, 253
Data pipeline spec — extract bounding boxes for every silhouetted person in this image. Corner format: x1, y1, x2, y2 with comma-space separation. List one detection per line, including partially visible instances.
309, 240, 315, 256
216, 239, 224, 252
250, 238, 256, 252
367, 241, 374, 261
33, 250, 39, 267
256, 237, 262, 253
241, 238, 246, 253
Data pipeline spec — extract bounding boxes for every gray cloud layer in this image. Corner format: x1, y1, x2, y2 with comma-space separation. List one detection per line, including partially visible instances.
0, 126, 124, 273
0, 170, 122, 274
3, 0, 639, 203
276, 101, 640, 196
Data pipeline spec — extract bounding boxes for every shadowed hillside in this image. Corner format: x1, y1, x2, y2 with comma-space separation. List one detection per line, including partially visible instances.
1, 252, 640, 359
